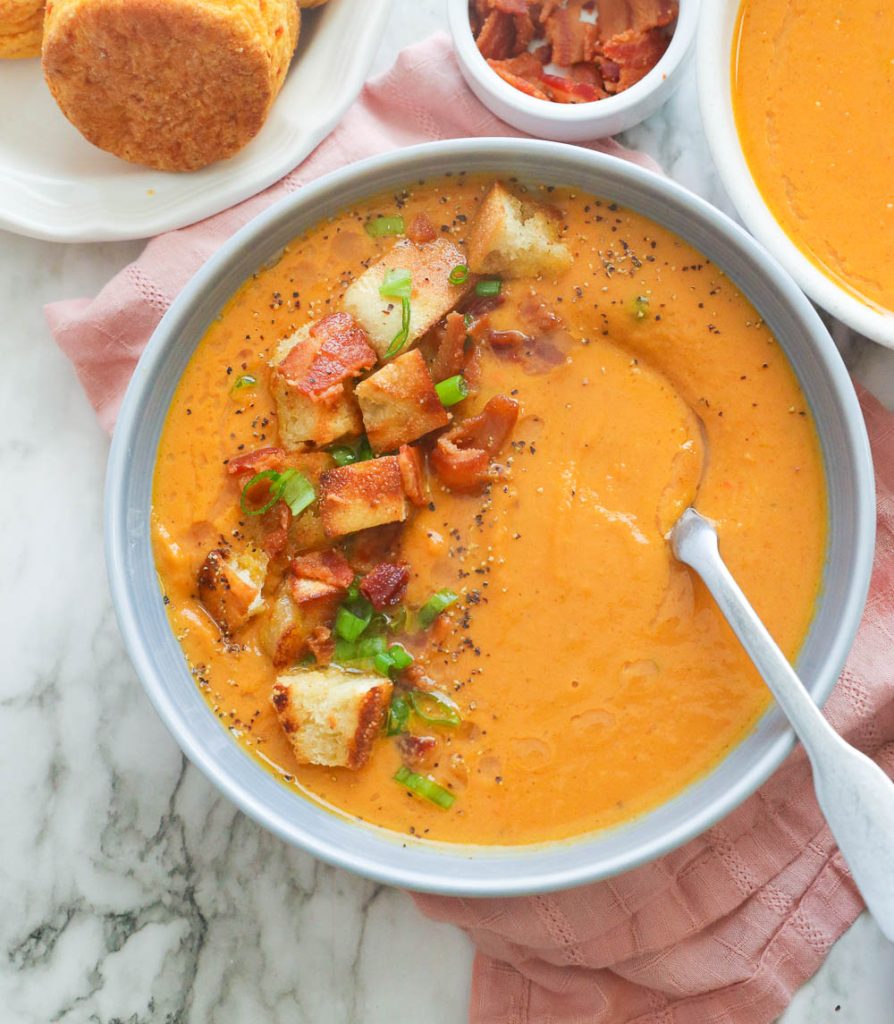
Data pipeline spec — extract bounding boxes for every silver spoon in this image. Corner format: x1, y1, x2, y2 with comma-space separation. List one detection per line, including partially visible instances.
671, 507, 894, 942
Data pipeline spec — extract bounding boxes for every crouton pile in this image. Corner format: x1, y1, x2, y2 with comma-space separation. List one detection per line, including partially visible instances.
195, 182, 571, 801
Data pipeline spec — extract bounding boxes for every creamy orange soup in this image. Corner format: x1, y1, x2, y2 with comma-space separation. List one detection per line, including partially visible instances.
152, 174, 827, 845
733, 0, 894, 314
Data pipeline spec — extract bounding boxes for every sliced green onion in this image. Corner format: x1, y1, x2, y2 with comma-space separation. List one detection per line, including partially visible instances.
408, 690, 461, 727
631, 293, 651, 320
393, 766, 456, 809
418, 588, 460, 628
277, 469, 315, 517
379, 268, 413, 299
365, 216, 405, 239
240, 469, 284, 517
463, 312, 474, 329
475, 279, 502, 297
356, 635, 388, 659
356, 436, 374, 462
385, 605, 408, 634
232, 373, 257, 391
435, 375, 468, 407
335, 603, 373, 642
384, 296, 412, 359
388, 644, 414, 670
330, 445, 357, 467
448, 264, 469, 286
386, 694, 410, 735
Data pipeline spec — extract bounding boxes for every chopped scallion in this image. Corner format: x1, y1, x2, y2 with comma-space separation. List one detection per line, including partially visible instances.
379, 268, 412, 300
335, 603, 373, 643
386, 694, 410, 736
240, 469, 287, 517
330, 445, 357, 466
418, 588, 460, 628
448, 264, 469, 286
384, 296, 412, 359
365, 216, 405, 238
277, 469, 315, 517
475, 279, 502, 297
408, 690, 461, 727
232, 373, 257, 391
631, 293, 651, 320
435, 374, 468, 407
393, 766, 455, 809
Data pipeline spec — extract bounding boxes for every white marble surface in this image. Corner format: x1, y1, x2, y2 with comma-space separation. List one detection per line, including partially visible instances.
1, 2, 892, 1021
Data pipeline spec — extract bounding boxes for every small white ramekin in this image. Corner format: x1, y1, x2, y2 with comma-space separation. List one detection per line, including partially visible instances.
447, 0, 700, 141
698, 0, 894, 349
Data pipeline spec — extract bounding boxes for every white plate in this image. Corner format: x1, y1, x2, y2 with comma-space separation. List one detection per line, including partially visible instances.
0, 0, 392, 243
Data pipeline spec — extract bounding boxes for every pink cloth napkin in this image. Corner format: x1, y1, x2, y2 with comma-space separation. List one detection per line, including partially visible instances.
45, 34, 894, 1024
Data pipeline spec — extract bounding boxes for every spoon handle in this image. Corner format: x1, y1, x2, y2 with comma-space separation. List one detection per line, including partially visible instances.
672, 509, 894, 942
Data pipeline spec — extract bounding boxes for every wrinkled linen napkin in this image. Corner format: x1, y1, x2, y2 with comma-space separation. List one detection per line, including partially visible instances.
45, 34, 894, 1024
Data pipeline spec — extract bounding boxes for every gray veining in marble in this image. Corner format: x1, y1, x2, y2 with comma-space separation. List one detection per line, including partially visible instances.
0, 2, 892, 1021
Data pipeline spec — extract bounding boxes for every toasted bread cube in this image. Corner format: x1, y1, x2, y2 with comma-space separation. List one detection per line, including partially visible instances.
272, 667, 393, 769
355, 349, 450, 454
260, 582, 340, 669
467, 182, 572, 279
197, 546, 268, 636
270, 323, 363, 448
318, 456, 407, 538
343, 238, 471, 359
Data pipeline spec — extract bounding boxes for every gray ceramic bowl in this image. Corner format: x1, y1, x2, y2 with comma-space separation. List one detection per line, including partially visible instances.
106, 139, 875, 896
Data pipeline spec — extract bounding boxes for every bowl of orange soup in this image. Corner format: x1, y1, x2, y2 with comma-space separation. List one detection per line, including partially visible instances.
699, 0, 894, 348
106, 138, 874, 895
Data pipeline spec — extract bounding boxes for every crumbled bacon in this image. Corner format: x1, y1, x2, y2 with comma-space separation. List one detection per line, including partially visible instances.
307, 625, 335, 665
460, 292, 506, 320
602, 26, 670, 90
490, 0, 534, 13
519, 293, 564, 331
476, 11, 516, 59
397, 734, 438, 771
291, 549, 354, 587
258, 501, 291, 558
226, 446, 286, 478
429, 311, 468, 383
406, 213, 437, 244
431, 395, 519, 491
569, 61, 604, 86
597, 0, 678, 42
541, 72, 605, 102
360, 562, 410, 610
348, 522, 403, 574
487, 327, 570, 373
544, 9, 599, 64
279, 313, 376, 401
513, 11, 538, 52
398, 444, 428, 508
488, 63, 551, 99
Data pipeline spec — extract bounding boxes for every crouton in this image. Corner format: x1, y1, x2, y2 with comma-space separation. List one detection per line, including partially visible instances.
270, 320, 365, 448
197, 546, 268, 636
272, 667, 393, 769
259, 559, 349, 669
467, 182, 572, 279
318, 456, 408, 538
343, 238, 471, 359
354, 349, 450, 453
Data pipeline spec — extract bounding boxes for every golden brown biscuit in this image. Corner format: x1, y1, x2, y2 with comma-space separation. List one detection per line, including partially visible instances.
0, 1, 44, 58
42, 0, 300, 171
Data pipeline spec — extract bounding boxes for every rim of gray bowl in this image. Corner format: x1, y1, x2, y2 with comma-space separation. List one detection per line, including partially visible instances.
105, 138, 876, 897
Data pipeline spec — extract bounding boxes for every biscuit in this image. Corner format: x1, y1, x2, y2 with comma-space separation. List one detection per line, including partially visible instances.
42, 0, 300, 171
0, 1, 44, 58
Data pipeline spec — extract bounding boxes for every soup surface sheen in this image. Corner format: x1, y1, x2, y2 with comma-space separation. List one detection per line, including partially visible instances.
153, 174, 827, 845
733, 0, 894, 314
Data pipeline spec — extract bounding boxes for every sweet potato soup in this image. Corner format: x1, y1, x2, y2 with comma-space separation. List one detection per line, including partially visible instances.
733, 0, 894, 314
152, 174, 827, 845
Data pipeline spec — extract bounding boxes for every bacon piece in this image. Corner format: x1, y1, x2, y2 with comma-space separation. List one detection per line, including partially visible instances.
460, 292, 506, 320
348, 522, 404, 575
488, 62, 551, 99
491, 0, 533, 13
406, 213, 437, 244
487, 327, 570, 374
544, 9, 599, 65
602, 26, 670, 91
431, 395, 519, 491
519, 293, 564, 331
398, 444, 428, 508
397, 734, 438, 771
597, 0, 678, 42
569, 61, 604, 86
226, 446, 286, 478
360, 562, 410, 611
532, 42, 552, 63
430, 311, 468, 383
513, 11, 537, 52
307, 625, 335, 666
258, 501, 291, 558
278, 313, 376, 401
476, 11, 516, 59
488, 50, 544, 80
599, 57, 621, 86
291, 549, 354, 589
541, 72, 605, 102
